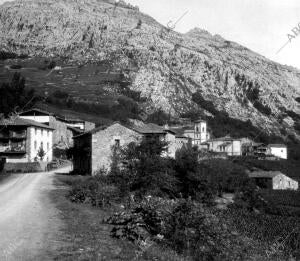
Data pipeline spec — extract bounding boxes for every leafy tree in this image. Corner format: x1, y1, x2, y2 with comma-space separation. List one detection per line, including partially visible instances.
117, 136, 178, 197
0, 73, 37, 116
175, 146, 215, 203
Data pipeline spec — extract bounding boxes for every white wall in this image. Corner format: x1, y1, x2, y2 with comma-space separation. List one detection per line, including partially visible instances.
273, 174, 298, 190
20, 115, 50, 124
270, 147, 287, 159
29, 127, 53, 162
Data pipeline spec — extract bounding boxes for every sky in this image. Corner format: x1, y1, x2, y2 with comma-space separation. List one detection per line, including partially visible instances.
1, 0, 300, 69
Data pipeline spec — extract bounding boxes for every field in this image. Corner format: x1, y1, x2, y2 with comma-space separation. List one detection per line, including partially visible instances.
0, 57, 124, 104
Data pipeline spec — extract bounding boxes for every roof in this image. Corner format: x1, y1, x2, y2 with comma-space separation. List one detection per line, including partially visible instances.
194, 118, 206, 123
0, 117, 54, 130
19, 108, 53, 116
207, 136, 242, 142
56, 116, 85, 124
73, 122, 171, 139
248, 171, 284, 179
132, 123, 166, 134
67, 126, 84, 134
268, 144, 287, 148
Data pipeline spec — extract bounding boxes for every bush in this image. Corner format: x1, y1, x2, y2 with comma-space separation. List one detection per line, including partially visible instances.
68, 175, 119, 207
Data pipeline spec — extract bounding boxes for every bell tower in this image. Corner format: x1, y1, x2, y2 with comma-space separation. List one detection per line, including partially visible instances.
194, 119, 208, 145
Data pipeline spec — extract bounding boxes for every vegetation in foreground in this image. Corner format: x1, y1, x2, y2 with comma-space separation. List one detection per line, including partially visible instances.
65, 138, 300, 260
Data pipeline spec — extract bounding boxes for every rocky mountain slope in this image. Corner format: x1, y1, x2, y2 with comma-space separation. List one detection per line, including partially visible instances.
0, 0, 300, 139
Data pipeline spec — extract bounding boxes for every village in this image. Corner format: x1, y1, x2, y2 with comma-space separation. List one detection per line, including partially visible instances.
0, 108, 297, 191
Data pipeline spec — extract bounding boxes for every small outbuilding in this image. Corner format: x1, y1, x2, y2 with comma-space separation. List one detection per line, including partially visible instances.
248, 171, 298, 190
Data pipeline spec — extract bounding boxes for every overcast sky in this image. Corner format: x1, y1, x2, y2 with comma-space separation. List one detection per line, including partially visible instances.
1, 0, 300, 69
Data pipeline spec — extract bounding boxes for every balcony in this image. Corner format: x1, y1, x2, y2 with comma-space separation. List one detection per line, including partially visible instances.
0, 132, 9, 139
9, 130, 27, 139
0, 147, 26, 154
0, 142, 26, 154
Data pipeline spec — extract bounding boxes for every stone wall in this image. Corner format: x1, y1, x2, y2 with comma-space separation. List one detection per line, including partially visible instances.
91, 123, 142, 174
85, 121, 96, 131
49, 116, 68, 145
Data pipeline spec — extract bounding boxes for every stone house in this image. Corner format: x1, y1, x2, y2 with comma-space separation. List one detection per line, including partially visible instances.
72, 122, 179, 175
248, 171, 298, 190
0, 117, 53, 163
19, 108, 95, 148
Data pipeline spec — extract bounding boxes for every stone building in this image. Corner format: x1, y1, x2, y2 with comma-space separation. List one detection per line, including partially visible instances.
73, 122, 179, 175
0, 117, 53, 163
248, 171, 298, 190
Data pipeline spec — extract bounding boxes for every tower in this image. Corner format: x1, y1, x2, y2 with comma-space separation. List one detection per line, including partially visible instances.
194, 119, 208, 145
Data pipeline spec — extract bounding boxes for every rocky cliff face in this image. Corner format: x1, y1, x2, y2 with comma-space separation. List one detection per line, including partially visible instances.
0, 0, 300, 138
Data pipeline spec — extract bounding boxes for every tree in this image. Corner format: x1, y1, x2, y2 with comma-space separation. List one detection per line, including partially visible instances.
0, 73, 37, 116
37, 147, 46, 161
116, 136, 178, 197
175, 145, 215, 203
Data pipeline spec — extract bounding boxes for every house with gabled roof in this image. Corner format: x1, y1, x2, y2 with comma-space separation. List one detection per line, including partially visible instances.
0, 117, 54, 163
202, 136, 252, 156
72, 122, 178, 175
248, 171, 298, 190
19, 108, 95, 148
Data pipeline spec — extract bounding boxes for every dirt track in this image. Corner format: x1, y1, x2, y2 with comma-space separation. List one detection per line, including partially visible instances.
0, 167, 71, 261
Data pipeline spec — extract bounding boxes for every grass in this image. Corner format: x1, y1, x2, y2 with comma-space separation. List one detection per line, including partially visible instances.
50, 174, 138, 260
0, 173, 10, 183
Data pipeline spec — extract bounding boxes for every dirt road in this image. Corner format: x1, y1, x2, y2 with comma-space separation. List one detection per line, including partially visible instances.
0, 167, 71, 261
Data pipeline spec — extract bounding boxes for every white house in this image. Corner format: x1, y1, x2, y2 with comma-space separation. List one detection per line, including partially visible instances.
203, 136, 251, 156
268, 144, 287, 159
0, 117, 54, 163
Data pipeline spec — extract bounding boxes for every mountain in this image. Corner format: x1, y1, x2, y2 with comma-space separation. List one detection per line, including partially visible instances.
0, 0, 300, 140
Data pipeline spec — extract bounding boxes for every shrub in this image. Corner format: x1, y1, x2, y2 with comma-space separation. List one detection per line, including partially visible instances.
67, 175, 119, 207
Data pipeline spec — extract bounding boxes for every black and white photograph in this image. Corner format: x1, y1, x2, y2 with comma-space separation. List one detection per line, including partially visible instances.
0, 0, 300, 260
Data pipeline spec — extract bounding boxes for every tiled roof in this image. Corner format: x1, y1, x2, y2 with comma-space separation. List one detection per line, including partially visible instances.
131, 123, 166, 134
207, 136, 241, 142
19, 108, 53, 116
73, 122, 172, 139
0, 117, 54, 130
248, 171, 283, 179
268, 144, 287, 148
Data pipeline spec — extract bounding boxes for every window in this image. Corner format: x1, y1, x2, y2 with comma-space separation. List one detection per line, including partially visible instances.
47, 130, 49, 137
41, 141, 43, 149
202, 127, 205, 132
34, 141, 37, 150
47, 142, 49, 150
115, 139, 120, 148
35, 128, 37, 135
196, 127, 199, 132
41, 129, 44, 136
